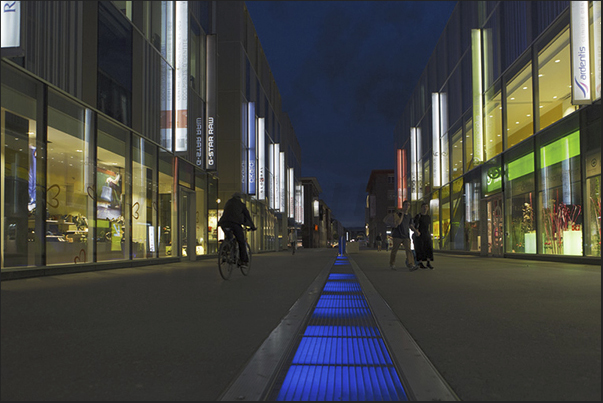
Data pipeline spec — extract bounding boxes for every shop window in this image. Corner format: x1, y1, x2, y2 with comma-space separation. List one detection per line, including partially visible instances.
158, 150, 174, 258
441, 132, 449, 185
464, 171, 481, 252
96, 117, 129, 261
46, 90, 94, 265
207, 175, 219, 254
450, 178, 465, 250
431, 190, 440, 250
482, 155, 503, 198
506, 62, 534, 149
1, 64, 42, 268
505, 147, 536, 254
464, 115, 474, 172
584, 119, 601, 257
451, 127, 463, 180
537, 28, 576, 131
441, 185, 451, 249
195, 171, 208, 255
585, 174, 600, 257
538, 131, 583, 255
423, 159, 431, 196
132, 136, 157, 259
484, 84, 503, 161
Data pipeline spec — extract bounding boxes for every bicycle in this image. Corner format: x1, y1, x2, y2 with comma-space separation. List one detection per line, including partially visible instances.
218, 226, 252, 280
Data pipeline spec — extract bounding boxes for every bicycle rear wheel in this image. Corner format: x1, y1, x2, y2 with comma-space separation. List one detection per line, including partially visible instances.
240, 242, 251, 276
218, 241, 235, 279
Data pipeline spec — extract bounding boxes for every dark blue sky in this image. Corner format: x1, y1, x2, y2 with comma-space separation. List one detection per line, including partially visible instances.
246, 1, 457, 228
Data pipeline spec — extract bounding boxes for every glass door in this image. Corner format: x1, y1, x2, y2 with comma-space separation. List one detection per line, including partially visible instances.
487, 195, 504, 257
179, 188, 195, 260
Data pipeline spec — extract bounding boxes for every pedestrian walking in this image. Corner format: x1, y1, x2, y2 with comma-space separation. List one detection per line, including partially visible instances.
413, 202, 434, 269
385, 200, 419, 271
375, 233, 382, 251
289, 229, 297, 255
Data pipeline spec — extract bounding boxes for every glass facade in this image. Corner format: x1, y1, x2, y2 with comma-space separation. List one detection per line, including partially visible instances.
97, 117, 129, 262
395, 1, 600, 262
46, 90, 94, 265
1, 1, 225, 274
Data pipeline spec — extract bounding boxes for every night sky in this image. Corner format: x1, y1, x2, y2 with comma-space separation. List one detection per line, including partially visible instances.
246, 1, 457, 228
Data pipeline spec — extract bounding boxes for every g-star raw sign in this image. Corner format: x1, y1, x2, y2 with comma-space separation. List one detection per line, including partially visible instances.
206, 117, 216, 169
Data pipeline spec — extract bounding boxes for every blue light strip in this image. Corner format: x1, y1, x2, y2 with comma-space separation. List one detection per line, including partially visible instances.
274, 263, 408, 401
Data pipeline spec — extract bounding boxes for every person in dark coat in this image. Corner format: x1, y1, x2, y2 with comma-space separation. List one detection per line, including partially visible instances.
413, 202, 434, 269
218, 193, 256, 265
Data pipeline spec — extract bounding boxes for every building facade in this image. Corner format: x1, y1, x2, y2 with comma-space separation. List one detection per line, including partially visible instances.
395, 1, 601, 262
1, 1, 304, 277
365, 169, 395, 249
215, 2, 303, 253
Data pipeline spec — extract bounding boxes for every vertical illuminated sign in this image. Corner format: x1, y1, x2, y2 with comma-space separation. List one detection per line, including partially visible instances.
410, 128, 418, 200
396, 149, 403, 208
273, 144, 280, 210
288, 168, 294, 218
402, 149, 408, 202
471, 29, 484, 165
416, 128, 422, 199
1, 1, 23, 57
257, 118, 265, 200
300, 185, 305, 224
571, 1, 592, 104
247, 103, 256, 195
594, 1, 601, 100
206, 35, 217, 170
432, 93, 441, 187
195, 117, 203, 167
280, 151, 286, 212
175, 1, 188, 152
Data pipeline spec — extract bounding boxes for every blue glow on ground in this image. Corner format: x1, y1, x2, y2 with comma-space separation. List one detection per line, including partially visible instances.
274, 261, 407, 401
328, 273, 356, 280
303, 326, 380, 337
292, 337, 392, 365
316, 295, 368, 308
276, 365, 407, 401
322, 282, 362, 292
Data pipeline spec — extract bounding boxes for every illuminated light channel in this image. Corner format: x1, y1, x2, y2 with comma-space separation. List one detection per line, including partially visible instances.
273, 266, 408, 401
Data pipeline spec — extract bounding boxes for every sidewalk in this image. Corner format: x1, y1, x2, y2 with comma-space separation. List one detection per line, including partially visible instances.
352, 248, 601, 401
1, 248, 600, 401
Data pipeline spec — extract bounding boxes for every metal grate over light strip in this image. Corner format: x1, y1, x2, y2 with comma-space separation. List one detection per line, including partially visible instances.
271, 257, 408, 401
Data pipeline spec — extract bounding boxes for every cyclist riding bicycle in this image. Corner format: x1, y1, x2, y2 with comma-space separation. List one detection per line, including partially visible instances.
218, 192, 257, 267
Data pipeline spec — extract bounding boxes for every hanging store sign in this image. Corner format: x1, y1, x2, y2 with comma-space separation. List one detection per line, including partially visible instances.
288, 168, 294, 218
432, 93, 442, 188
594, 1, 601, 100
175, 1, 188, 152
195, 117, 203, 167
273, 143, 280, 210
247, 103, 256, 195
570, 1, 591, 104
257, 118, 265, 200
1, 1, 23, 57
280, 151, 285, 212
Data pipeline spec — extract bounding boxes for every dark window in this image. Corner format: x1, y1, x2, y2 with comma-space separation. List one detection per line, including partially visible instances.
98, 1, 132, 126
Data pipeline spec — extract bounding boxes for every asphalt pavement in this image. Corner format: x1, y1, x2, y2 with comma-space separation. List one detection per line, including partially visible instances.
1, 247, 600, 401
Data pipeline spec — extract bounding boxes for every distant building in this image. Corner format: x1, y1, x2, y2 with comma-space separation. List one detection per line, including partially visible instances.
365, 170, 395, 248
